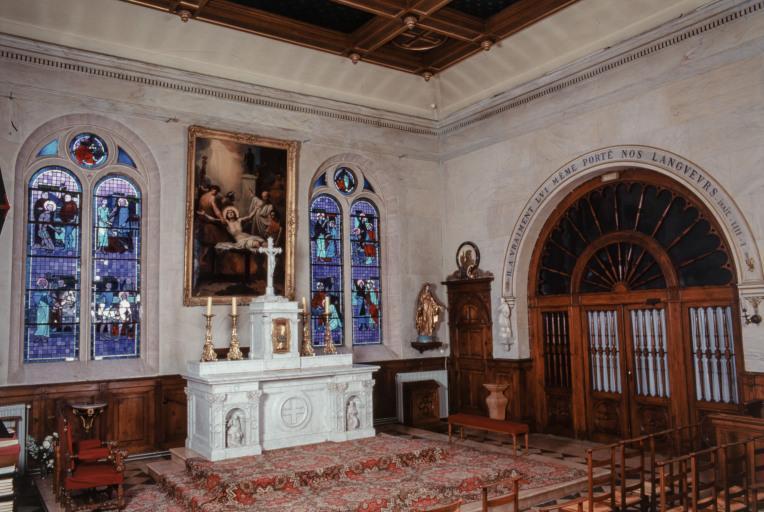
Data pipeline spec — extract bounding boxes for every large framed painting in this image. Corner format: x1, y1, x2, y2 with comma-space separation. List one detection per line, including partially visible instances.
184, 126, 298, 305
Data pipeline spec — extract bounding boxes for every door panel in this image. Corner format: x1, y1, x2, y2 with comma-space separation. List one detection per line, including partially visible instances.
585, 308, 628, 440
626, 306, 673, 435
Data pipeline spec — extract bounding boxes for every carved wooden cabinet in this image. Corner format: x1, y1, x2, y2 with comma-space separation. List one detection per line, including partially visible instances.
402, 380, 440, 427
444, 277, 494, 415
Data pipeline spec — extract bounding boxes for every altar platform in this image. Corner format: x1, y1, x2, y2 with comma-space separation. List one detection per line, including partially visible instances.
132, 426, 592, 512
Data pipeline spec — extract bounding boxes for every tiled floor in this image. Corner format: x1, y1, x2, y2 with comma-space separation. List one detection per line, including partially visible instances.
27, 456, 170, 512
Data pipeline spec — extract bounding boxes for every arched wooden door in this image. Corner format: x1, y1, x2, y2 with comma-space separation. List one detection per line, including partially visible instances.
528, 170, 743, 441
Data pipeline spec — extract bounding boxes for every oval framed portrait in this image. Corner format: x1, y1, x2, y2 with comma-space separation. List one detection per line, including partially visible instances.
456, 241, 480, 276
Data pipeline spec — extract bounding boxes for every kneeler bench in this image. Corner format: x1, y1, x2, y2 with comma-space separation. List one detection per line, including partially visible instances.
447, 413, 529, 456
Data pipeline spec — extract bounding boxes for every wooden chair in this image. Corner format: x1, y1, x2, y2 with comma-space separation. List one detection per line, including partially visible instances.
613, 437, 647, 511
657, 446, 719, 512
482, 475, 521, 511
417, 499, 463, 512
534, 445, 617, 512
717, 439, 750, 511
745, 435, 764, 509
54, 416, 127, 512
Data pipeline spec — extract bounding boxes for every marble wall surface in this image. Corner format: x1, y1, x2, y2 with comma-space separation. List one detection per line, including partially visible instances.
2, 0, 764, 385
0, 37, 443, 385
441, 3, 764, 370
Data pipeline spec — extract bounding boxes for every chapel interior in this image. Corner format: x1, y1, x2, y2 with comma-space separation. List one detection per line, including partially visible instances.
1, 0, 764, 510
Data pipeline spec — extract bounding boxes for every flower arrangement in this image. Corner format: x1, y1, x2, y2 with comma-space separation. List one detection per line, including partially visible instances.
26, 433, 58, 476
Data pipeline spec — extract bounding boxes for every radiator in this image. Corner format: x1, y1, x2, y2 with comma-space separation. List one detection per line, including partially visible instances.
395, 370, 449, 423
0, 403, 28, 472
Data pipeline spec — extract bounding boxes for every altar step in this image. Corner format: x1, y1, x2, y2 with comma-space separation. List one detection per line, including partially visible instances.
146, 447, 199, 483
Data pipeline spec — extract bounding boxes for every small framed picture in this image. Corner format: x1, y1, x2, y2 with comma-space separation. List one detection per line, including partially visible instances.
456, 241, 480, 278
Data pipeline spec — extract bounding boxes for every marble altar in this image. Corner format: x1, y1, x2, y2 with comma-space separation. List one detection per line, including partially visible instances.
184, 239, 378, 461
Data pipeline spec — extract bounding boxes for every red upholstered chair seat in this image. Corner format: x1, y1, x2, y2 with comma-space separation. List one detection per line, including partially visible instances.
64, 462, 124, 490
78, 439, 102, 450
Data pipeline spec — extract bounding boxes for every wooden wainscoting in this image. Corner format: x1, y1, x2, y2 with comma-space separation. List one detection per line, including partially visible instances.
0, 375, 186, 455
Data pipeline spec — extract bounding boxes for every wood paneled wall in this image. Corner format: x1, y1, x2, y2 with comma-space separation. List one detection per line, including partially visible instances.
0, 357, 535, 454
0, 375, 186, 454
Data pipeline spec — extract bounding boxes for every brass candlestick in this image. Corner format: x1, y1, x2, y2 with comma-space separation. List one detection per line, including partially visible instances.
323, 308, 337, 355
301, 309, 315, 357
227, 313, 243, 360
201, 313, 217, 362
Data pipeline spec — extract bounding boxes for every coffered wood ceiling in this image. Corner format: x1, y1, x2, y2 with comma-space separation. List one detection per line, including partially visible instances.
120, 0, 579, 77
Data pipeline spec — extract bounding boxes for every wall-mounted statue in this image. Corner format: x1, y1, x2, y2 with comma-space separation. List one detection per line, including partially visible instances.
415, 284, 445, 344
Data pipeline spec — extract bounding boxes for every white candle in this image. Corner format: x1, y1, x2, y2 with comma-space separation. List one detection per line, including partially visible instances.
206, 296, 212, 316
232, 297, 237, 315
324, 296, 330, 313
302, 296, 307, 313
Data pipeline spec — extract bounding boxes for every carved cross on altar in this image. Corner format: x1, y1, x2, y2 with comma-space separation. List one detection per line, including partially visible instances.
258, 236, 282, 297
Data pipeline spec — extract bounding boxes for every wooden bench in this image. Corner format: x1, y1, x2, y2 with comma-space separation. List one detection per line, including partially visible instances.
447, 413, 529, 456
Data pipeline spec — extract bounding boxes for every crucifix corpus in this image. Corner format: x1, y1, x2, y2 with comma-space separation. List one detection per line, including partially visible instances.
258, 236, 282, 297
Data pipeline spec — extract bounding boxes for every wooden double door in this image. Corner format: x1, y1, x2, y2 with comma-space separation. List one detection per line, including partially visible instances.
581, 296, 674, 441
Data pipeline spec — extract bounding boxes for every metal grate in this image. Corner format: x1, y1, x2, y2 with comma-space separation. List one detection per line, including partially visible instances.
689, 306, 739, 404
630, 309, 670, 398
542, 311, 571, 390
587, 310, 622, 393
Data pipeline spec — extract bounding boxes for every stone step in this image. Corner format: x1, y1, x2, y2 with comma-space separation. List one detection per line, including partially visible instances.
146, 459, 185, 483
169, 446, 200, 465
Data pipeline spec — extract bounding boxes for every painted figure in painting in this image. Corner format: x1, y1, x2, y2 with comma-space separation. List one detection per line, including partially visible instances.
59, 193, 78, 250
199, 206, 264, 251
247, 187, 273, 238
415, 284, 443, 342
96, 198, 111, 251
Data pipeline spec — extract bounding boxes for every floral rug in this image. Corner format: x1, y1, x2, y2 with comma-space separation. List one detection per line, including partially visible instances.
125, 434, 586, 512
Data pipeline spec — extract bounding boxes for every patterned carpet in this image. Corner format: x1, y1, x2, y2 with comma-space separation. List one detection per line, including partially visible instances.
124, 433, 586, 512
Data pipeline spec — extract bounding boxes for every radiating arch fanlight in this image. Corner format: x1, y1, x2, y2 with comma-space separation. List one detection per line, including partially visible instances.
537, 177, 734, 296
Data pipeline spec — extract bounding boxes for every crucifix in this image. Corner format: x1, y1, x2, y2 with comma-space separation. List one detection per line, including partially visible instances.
257, 236, 282, 297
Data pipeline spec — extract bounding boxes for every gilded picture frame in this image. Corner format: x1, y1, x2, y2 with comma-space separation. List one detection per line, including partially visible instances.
183, 126, 298, 306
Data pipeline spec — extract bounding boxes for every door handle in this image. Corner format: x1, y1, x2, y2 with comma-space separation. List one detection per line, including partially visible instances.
627, 369, 633, 377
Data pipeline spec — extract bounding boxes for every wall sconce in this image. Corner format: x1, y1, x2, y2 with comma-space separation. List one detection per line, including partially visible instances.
743, 296, 763, 325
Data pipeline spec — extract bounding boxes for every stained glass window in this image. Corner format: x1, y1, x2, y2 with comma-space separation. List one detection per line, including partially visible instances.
117, 147, 137, 168
37, 139, 59, 157
24, 167, 82, 362
350, 199, 382, 344
92, 176, 141, 359
70, 133, 108, 169
309, 195, 344, 346
333, 167, 356, 195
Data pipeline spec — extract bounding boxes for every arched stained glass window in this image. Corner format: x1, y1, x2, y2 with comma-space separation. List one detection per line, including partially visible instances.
350, 199, 382, 344
24, 167, 82, 362
309, 194, 344, 345
92, 176, 141, 359
309, 164, 384, 347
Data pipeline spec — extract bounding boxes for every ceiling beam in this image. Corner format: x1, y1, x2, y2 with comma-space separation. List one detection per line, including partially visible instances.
350, 0, 454, 53
487, 0, 579, 38
326, 0, 406, 18
416, 8, 484, 43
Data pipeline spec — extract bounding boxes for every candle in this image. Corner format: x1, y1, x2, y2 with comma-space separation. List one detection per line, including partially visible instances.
302, 296, 307, 313
206, 297, 212, 316
232, 297, 237, 315
324, 296, 330, 313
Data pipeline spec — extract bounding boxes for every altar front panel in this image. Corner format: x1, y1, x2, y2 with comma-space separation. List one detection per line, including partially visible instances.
185, 364, 377, 461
